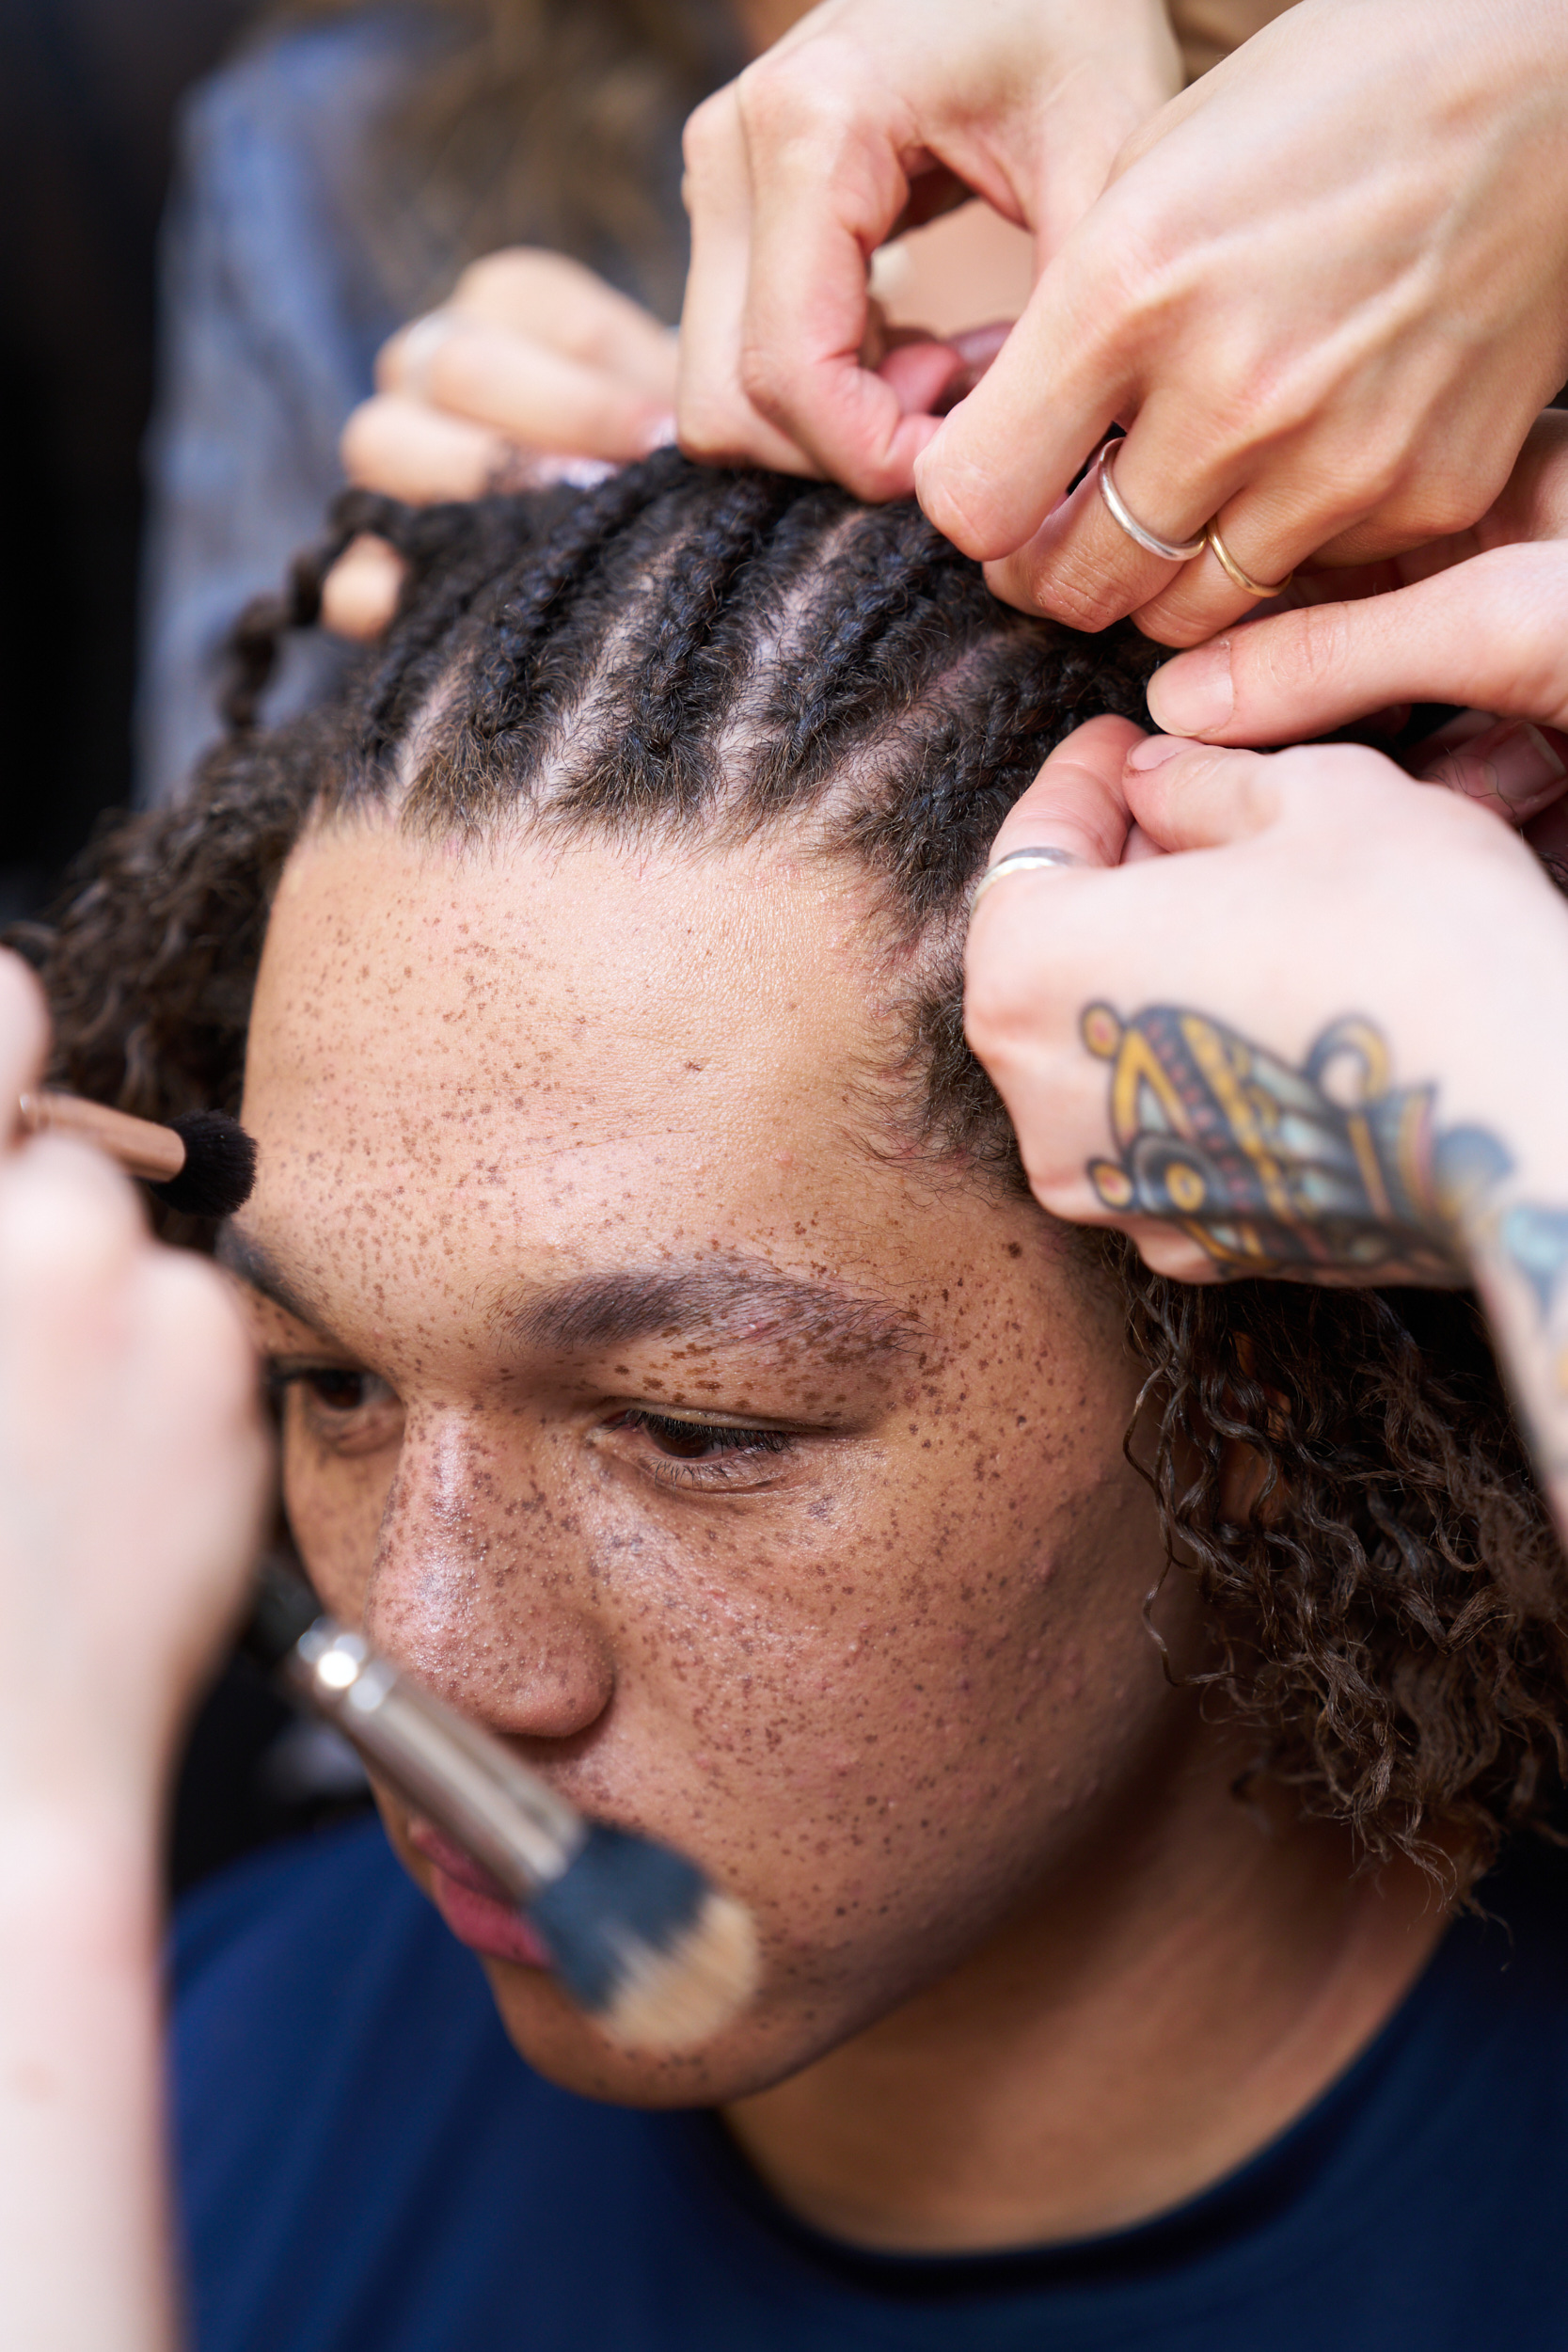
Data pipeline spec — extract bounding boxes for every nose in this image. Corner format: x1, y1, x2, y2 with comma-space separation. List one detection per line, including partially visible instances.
363, 1407, 615, 1740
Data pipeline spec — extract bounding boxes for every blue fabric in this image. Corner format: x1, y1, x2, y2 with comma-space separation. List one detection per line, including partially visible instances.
138, 11, 426, 805
170, 1813, 1568, 2349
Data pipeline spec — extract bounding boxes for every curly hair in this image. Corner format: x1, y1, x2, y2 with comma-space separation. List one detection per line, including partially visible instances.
24, 452, 1567, 1888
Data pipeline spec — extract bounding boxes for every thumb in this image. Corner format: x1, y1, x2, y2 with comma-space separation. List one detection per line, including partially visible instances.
1120, 739, 1285, 853
1146, 543, 1568, 745
983, 715, 1147, 873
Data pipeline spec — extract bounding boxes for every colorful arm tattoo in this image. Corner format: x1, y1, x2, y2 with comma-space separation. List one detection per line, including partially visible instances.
1082, 1005, 1568, 1329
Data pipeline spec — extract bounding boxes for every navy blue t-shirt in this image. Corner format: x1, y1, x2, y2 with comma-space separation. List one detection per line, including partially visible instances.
170, 1815, 1568, 2350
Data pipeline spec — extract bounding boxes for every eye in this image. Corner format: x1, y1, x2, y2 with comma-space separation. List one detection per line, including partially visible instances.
270, 1363, 402, 1456
607, 1408, 796, 1488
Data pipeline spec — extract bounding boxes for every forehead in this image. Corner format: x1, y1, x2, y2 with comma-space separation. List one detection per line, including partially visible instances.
242, 815, 933, 1304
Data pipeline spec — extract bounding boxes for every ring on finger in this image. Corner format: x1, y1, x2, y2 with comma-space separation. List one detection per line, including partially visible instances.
970, 845, 1085, 914
1203, 520, 1292, 599
1095, 441, 1206, 564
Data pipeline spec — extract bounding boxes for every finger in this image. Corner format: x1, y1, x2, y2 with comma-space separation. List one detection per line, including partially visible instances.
979, 441, 1186, 633
737, 40, 945, 499
400, 321, 675, 459
437, 250, 679, 403
1146, 543, 1568, 743
1002, 406, 1367, 642
1118, 738, 1285, 852
914, 257, 1119, 561
677, 87, 819, 474
983, 715, 1148, 875
1414, 716, 1568, 826
0, 951, 49, 1129
341, 393, 518, 502
321, 534, 406, 642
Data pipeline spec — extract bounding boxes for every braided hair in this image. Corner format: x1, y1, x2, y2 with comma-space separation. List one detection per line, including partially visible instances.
29, 453, 1568, 1886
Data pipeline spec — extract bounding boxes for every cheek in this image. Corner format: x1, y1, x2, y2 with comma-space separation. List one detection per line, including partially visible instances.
281, 1422, 399, 1618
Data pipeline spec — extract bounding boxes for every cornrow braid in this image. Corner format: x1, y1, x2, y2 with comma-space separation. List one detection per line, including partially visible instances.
30, 453, 1566, 1884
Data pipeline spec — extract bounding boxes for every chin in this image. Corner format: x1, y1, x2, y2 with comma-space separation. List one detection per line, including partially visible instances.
475, 1951, 829, 2109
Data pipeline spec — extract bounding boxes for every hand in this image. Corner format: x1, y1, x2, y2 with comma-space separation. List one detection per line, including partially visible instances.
676, 0, 1183, 496
1143, 412, 1568, 842
919, 0, 1568, 646
964, 722, 1568, 1295
325, 249, 679, 639
0, 953, 270, 1820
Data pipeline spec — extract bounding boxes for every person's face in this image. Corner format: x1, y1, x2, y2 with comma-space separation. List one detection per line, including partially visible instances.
234, 812, 1188, 2104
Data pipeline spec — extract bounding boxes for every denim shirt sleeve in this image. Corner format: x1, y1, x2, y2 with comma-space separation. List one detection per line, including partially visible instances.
135, 20, 419, 806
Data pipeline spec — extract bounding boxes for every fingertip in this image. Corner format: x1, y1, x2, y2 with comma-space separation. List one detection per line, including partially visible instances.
1144, 641, 1235, 739
321, 535, 406, 642
986, 716, 1145, 871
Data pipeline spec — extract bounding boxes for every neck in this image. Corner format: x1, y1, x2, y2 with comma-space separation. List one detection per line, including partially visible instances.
724, 1733, 1452, 2251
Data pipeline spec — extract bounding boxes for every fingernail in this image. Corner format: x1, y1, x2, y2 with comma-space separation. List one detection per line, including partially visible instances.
1429, 720, 1568, 815
1146, 642, 1234, 737
1480, 721, 1567, 810
1125, 735, 1191, 771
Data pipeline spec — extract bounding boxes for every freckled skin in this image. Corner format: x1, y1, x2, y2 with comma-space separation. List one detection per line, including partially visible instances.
237, 814, 1448, 2250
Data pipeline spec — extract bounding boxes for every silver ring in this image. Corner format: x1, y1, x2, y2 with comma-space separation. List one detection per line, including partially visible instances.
970, 845, 1085, 914
1095, 441, 1205, 565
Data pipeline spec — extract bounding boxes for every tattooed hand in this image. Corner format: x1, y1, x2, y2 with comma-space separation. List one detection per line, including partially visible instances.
965, 720, 1568, 1521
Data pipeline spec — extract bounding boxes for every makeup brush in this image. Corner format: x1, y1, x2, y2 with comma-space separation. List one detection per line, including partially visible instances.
17, 1090, 258, 1219
246, 1558, 760, 2054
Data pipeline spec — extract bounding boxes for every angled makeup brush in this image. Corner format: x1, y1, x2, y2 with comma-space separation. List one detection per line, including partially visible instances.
246, 1559, 760, 2052
17, 1090, 258, 1219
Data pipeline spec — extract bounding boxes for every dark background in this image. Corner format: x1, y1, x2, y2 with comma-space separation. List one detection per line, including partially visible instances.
0, 0, 257, 919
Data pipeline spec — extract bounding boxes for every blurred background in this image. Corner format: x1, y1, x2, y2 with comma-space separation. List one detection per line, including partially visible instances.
0, 0, 257, 921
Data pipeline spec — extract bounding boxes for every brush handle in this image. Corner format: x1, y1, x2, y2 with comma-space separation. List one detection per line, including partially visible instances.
17, 1091, 184, 1184
283, 1621, 587, 1900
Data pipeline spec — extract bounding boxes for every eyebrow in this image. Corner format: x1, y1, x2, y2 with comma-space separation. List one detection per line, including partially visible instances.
219, 1227, 919, 1366
216, 1226, 334, 1334
512, 1262, 919, 1363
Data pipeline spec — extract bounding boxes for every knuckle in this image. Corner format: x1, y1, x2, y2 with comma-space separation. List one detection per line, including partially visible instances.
681, 90, 731, 173
1257, 598, 1355, 702
961, 952, 1028, 1062
736, 336, 790, 422
451, 246, 551, 315
676, 388, 751, 463
338, 399, 387, 480
1027, 562, 1135, 634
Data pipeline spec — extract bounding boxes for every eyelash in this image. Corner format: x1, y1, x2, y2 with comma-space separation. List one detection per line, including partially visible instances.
607, 1408, 797, 1486
268, 1374, 798, 1487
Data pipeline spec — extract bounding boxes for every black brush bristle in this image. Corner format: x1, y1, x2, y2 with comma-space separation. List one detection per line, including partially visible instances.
150, 1111, 258, 1218
528, 1822, 706, 2016
242, 1554, 326, 1673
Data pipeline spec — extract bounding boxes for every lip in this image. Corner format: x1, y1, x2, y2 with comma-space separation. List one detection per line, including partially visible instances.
405, 1817, 555, 1970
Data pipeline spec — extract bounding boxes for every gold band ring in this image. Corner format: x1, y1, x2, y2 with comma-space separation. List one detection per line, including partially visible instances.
1095, 443, 1206, 565
1203, 521, 1292, 600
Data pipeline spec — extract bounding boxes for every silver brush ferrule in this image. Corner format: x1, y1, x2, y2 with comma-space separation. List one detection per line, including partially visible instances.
286, 1620, 586, 1902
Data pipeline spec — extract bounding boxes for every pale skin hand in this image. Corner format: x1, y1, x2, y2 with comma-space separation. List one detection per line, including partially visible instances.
676, 0, 1183, 496
0, 949, 270, 2352
1146, 410, 1568, 854
922, 0, 1568, 645
325, 250, 681, 638
965, 722, 1568, 1545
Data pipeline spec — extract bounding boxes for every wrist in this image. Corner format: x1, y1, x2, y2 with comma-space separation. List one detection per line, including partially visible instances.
0, 1795, 163, 1952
